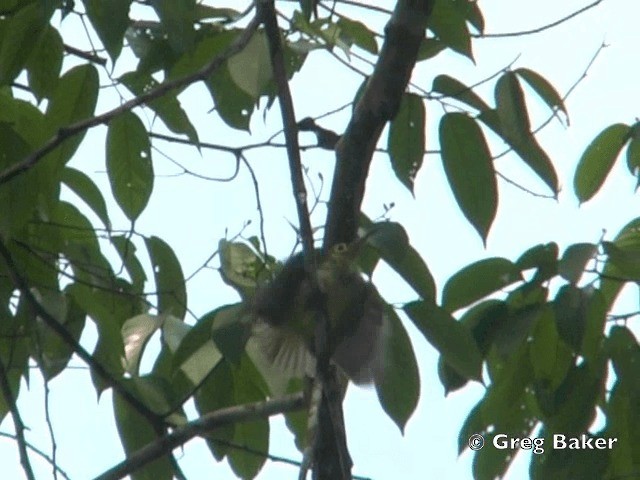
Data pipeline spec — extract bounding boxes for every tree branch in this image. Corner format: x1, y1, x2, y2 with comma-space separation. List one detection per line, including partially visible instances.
257, 1, 315, 262
258, 3, 345, 478
63, 44, 107, 66
316, 1, 435, 480
93, 393, 306, 480
324, 0, 435, 249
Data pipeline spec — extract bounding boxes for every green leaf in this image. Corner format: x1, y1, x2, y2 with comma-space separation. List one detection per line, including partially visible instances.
207, 65, 255, 131
602, 242, 640, 283
405, 301, 483, 381
194, 362, 235, 460
528, 307, 572, 389
627, 135, 640, 188
530, 430, 610, 480
515, 68, 567, 117
195, 358, 269, 477
169, 29, 255, 130
602, 235, 640, 281
210, 304, 251, 365
439, 113, 497, 242
120, 71, 199, 144
462, 300, 509, 356
580, 289, 606, 365
437, 356, 468, 395
84, 0, 131, 63
67, 283, 134, 395
315, 22, 351, 57
0, 124, 38, 235
125, 21, 178, 74
495, 72, 531, 146
604, 382, 640, 478
169, 30, 235, 79
416, 38, 446, 61
151, 0, 196, 54
376, 307, 420, 433
493, 303, 545, 359
113, 384, 174, 480
442, 257, 522, 312
145, 236, 187, 319
428, 0, 473, 60
361, 217, 436, 301
228, 31, 273, 99
26, 25, 63, 101
45, 64, 100, 169
473, 350, 537, 477
0, 2, 51, 85
607, 326, 640, 395
553, 285, 589, 353
387, 93, 426, 194
626, 123, 640, 188
48, 201, 114, 287
432, 74, 489, 111
194, 5, 241, 22
573, 123, 630, 203
558, 243, 597, 284
111, 235, 147, 292
121, 314, 164, 375
106, 111, 154, 221
336, 17, 378, 54
227, 377, 269, 479
466, 2, 485, 34
544, 362, 604, 433
60, 167, 111, 229
516, 242, 558, 283
168, 312, 223, 387
480, 108, 559, 195
219, 240, 262, 298
600, 259, 627, 312
31, 290, 86, 380
0, 90, 52, 148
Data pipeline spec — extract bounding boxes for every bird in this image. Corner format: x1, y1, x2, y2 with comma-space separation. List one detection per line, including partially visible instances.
297, 117, 341, 150
250, 236, 385, 386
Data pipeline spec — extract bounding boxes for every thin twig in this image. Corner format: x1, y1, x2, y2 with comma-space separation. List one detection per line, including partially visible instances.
495, 170, 555, 199
0, 432, 72, 480
476, 0, 604, 39
0, 357, 36, 480
240, 153, 269, 258
43, 379, 58, 480
63, 44, 107, 65
151, 144, 242, 182
259, 1, 315, 261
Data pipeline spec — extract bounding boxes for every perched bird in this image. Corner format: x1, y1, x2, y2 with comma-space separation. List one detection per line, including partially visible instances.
251, 238, 385, 385
297, 117, 341, 150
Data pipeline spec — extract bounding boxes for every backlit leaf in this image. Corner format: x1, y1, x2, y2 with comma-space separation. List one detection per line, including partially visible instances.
388, 93, 426, 194
106, 111, 153, 221
440, 112, 497, 242
574, 123, 630, 203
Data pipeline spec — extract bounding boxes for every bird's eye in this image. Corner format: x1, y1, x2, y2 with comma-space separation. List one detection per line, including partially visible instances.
335, 243, 348, 253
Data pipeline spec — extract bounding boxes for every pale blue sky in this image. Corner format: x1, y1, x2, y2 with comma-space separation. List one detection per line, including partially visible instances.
2, 1, 639, 479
